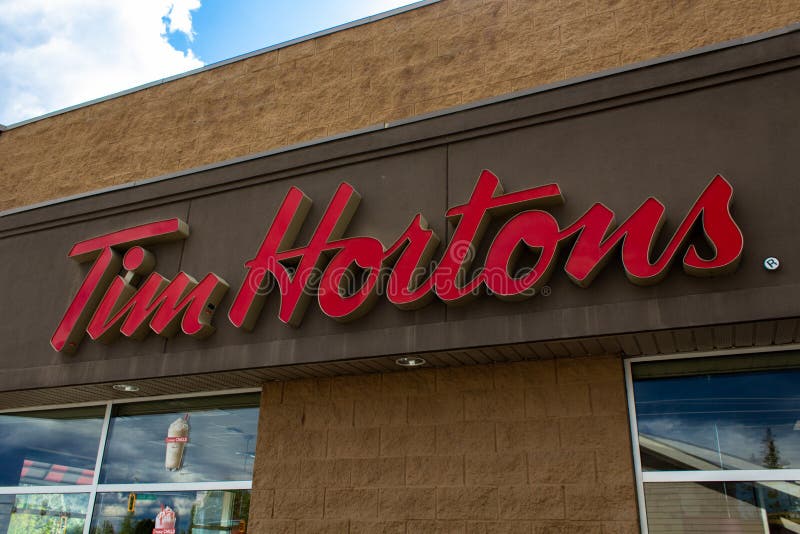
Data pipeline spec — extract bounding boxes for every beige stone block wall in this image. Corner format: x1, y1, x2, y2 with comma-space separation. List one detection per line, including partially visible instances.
1, 0, 798, 211
248, 355, 638, 533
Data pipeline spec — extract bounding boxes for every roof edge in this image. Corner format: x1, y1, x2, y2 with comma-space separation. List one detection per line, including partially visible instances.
1, 0, 441, 130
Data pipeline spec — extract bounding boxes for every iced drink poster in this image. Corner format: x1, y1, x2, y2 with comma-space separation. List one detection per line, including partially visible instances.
165, 414, 189, 471
153, 504, 177, 534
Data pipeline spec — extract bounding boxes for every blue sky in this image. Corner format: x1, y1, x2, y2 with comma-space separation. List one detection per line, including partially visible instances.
169, 0, 418, 66
0, 1, 418, 125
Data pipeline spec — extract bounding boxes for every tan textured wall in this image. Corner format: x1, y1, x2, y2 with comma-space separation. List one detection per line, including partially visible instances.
1, 0, 798, 211
248, 356, 637, 533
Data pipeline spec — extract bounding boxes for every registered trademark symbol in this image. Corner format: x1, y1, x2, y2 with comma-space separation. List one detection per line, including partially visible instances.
764, 257, 781, 271
540, 285, 552, 297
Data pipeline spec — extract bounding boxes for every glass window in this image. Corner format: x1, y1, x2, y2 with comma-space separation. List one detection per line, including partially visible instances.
89, 490, 250, 534
644, 481, 800, 533
630, 351, 800, 534
0, 390, 260, 534
99, 394, 260, 484
633, 355, 800, 471
0, 407, 105, 486
0, 493, 90, 534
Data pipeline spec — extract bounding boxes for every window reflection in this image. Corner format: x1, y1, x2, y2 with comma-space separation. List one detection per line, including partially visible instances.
0, 492, 89, 534
645, 481, 800, 533
634, 366, 800, 471
100, 394, 259, 484
0, 407, 105, 486
89, 490, 250, 534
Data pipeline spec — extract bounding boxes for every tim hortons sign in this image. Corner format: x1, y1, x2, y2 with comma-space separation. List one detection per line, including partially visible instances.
51, 171, 744, 354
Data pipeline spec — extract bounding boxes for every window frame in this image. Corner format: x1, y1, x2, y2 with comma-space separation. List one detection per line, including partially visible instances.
625, 344, 800, 534
0, 386, 261, 534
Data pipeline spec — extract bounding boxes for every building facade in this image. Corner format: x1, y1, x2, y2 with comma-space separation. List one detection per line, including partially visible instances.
1, 1, 800, 533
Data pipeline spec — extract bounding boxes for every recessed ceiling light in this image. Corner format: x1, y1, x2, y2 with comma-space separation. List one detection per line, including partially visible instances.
112, 384, 140, 392
395, 356, 426, 367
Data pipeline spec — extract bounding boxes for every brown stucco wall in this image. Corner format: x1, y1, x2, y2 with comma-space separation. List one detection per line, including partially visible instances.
0, 0, 798, 211
248, 356, 637, 533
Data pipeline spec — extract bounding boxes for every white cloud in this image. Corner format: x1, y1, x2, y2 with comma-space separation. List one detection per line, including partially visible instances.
164, 0, 201, 40
0, 0, 204, 125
